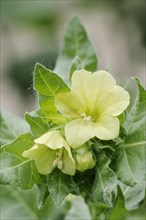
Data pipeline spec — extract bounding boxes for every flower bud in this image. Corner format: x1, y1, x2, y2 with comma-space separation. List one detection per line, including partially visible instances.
74, 145, 95, 172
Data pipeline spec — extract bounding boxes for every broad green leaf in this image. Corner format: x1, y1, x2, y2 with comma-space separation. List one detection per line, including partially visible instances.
109, 188, 127, 220
1, 132, 34, 159
34, 63, 69, 96
124, 78, 146, 133
1, 185, 40, 220
0, 112, 29, 146
0, 113, 15, 146
25, 112, 50, 138
65, 196, 91, 220
47, 169, 71, 206
34, 63, 69, 124
91, 151, 117, 207
0, 133, 35, 189
120, 182, 145, 210
1, 185, 70, 220
54, 16, 98, 84
88, 203, 109, 220
73, 168, 95, 201
125, 197, 146, 220
115, 78, 146, 186
69, 56, 84, 80
36, 183, 50, 209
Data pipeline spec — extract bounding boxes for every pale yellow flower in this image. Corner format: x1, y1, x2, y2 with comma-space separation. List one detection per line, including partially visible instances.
22, 130, 76, 176
55, 70, 130, 148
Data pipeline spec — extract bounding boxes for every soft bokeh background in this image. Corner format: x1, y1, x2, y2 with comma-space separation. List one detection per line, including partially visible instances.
1, 0, 146, 117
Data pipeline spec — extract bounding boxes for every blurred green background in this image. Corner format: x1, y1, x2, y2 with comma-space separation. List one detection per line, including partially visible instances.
0, 1, 146, 219
1, 185, 146, 220
1, 0, 145, 117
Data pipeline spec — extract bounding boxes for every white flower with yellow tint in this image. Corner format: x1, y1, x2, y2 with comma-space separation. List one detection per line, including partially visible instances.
22, 130, 76, 176
55, 70, 130, 148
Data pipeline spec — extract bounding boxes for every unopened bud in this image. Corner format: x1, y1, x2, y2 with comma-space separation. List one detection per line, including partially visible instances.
74, 145, 95, 172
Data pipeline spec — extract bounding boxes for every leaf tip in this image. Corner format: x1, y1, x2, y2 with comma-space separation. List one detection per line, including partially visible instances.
34, 63, 43, 73
70, 14, 80, 23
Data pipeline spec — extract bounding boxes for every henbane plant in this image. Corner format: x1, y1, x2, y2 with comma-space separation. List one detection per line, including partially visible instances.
0, 16, 145, 220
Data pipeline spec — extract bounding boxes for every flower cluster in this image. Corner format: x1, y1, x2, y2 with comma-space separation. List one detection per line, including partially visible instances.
23, 70, 130, 176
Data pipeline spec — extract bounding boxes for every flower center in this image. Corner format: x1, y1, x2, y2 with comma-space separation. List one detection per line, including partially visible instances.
80, 112, 92, 123
53, 149, 63, 169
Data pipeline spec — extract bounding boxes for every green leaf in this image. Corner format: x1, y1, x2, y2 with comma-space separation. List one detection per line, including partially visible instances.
1, 185, 71, 220
88, 188, 132, 220
25, 112, 50, 138
73, 169, 95, 202
0, 113, 15, 146
115, 78, 146, 186
47, 169, 71, 206
1, 185, 40, 220
109, 188, 127, 220
1, 132, 34, 159
65, 196, 91, 220
34, 63, 69, 96
120, 182, 145, 210
88, 203, 109, 220
54, 16, 98, 84
0, 112, 29, 146
0, 133, 35, 189
36, 183, 50, 209
124, 78, 146, 134
69, 56, 84, 80
34, 63, 69, 124
125, 198, 146, 220
91, 151, 117, 207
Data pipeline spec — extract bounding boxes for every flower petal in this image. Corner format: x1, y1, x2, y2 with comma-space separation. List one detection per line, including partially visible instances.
22, 144, 39, 159
62, 149, 76, 175
65, 119, 96, 148
55, 92, 83, 119
71, 69, 93, 109
94, 115, 120, 140
71, 70, 116, 113
34, 130, 66, 150
102, 85, 130, 116
92, 70, 116, 95
23, 144, 56, 175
